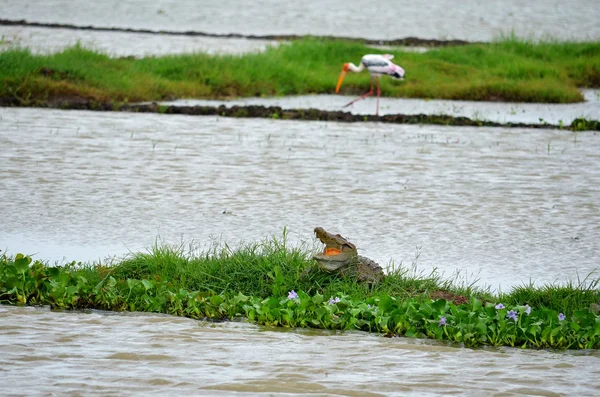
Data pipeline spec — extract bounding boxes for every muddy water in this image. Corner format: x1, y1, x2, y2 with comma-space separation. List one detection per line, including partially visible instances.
2, 0, 599, 42
1, 305, 599, 397
158, 89, 600, 125
1, 107, 600, 291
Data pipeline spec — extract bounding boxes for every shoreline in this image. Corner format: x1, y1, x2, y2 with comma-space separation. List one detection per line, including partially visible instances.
1, 246, 599, 350
0, 18, 475, 48
1, 99, 598, 131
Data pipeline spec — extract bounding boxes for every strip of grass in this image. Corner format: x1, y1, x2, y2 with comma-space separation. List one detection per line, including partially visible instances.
1, 235, 599, 349
1, 36, 599, 105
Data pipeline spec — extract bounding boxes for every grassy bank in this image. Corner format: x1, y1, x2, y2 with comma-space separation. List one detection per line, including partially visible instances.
1, 37, 599, 106
1, 236, 599, 349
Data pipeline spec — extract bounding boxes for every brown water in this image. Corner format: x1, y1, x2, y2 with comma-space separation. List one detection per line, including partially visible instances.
1, 107, 599, 291
1, 305, 599, 396
2, 0, 599, 42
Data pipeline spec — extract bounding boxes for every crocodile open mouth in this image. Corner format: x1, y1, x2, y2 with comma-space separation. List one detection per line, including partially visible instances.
314, 246, 351, 272
324, 247, 342, 256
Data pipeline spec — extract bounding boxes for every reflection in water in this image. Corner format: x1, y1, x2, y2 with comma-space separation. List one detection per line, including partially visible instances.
0, 107, 599, 291
1, 305, 599, 396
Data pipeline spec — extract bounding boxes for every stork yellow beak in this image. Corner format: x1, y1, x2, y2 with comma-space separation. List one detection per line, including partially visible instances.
335, 70, 347, 94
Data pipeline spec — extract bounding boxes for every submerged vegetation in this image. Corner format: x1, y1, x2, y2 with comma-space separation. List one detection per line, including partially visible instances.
1, 37, 599, 106
1, 236, 599, 350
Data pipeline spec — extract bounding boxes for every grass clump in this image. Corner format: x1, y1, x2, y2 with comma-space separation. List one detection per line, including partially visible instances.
1, 234, 599, 349
1, 37, 599, 105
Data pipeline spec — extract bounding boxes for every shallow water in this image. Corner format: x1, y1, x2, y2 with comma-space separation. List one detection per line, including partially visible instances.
1, 107, 599, 291
158, 89, 600, 125
1, 305, 599, 396
0, 25, 277, 56
2, 0, 599, 42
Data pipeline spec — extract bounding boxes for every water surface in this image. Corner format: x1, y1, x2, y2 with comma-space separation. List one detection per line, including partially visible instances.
158, 89, 600, 125
1, 107, 599, 291
1, 305, 599, 396
0, 25, 276, 56
2, 0, 599, 41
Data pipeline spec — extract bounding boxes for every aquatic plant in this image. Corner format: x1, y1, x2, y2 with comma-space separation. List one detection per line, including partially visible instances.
1, 247, 599, 350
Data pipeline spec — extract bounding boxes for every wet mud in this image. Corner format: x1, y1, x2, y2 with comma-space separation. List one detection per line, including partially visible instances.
3, 97, 597, 131
0, 18, 475, 47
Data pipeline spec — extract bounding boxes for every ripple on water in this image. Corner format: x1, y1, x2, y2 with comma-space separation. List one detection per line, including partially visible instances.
1, 306, 600, 396
106, 352, 174, 361
1, 106, 599, 291
2, 0, 599, 42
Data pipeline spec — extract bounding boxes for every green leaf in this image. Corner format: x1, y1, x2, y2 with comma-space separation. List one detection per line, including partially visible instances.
551, 326, 562, 337
470, 298, 482, 311
475, 322, 487, 335
65, 286, 79, 295
141, 279, 154, 291
234, 292, 249, 303
315, 307, 327, 319
106, 276, 117, 288
350, 308, 362, 316
569, 322, 581, 331
431, 298, 447, 312
14, 255, 31, 274
312, 293, 324, 305
527, 325, 540, 336
378, 296, 395, 313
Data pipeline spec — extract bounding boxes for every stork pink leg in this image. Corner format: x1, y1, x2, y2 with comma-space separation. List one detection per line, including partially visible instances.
376, 77, 381, 116
342, 77, 374, 108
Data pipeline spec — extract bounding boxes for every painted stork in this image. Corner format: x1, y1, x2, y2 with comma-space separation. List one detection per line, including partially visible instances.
335, 54, 405, 116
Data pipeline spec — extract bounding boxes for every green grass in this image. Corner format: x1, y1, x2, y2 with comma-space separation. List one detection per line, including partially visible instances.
1, 36, 599, 105
104, 238, 599, 314
1, 235, 599, 349
3, 232, 598, 314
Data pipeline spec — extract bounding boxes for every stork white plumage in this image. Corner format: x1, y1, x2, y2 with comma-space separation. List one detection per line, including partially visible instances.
335, 54, 405, 116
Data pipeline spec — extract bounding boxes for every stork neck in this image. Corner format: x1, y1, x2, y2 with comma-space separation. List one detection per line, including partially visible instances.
347, 62, 364, 73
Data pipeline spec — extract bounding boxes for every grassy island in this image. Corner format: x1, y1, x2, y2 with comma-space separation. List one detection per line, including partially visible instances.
1, 37, 599, 106
1, 236, 599, 350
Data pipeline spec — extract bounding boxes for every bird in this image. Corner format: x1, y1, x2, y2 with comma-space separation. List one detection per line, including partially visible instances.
335, 54, 405, 116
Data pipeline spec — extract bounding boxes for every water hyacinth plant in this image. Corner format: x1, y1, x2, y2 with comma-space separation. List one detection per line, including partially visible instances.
507, 310, 518, 322
1, 246, 599, 350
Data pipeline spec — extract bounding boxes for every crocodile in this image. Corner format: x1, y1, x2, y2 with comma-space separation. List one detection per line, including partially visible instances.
311, 227, 384, 284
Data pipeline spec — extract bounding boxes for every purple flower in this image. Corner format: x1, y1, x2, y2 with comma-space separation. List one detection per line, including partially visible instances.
507, 310, 518, 322
558, 313, 565, 321
438, 316, 447, 326
328, 297, 341, 305
495, 303, 505, 310
287, 290, 298, 300
524, 304, 531, 315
